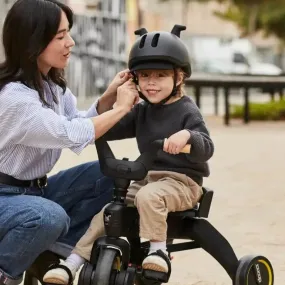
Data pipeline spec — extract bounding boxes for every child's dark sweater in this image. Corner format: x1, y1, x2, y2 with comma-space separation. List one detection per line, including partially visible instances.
103, 96, 214, 186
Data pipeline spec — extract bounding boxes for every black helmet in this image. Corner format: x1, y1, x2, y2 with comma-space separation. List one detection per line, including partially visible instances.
128, 25, 191, 77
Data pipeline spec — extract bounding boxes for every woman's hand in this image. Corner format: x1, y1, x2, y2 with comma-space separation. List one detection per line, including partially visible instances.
97, 69, 133, 114
163, 130, 190, 154
91, 79, 139, 140
106, 69, 133, 97
115, 79, 139, 112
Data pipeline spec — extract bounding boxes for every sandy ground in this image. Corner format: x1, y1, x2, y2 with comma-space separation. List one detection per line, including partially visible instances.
45, 116, 285, 285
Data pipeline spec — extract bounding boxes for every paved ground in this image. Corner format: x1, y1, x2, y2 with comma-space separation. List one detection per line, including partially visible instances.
48, 115, 285, 285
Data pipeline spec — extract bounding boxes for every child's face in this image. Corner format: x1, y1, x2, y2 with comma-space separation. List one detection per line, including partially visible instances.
136, 69, 180, 104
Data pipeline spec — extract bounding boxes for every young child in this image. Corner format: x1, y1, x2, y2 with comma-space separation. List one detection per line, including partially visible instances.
43, 24, 214, 284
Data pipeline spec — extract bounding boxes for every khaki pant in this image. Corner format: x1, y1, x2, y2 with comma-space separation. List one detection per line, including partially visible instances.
73, 171, 202, 261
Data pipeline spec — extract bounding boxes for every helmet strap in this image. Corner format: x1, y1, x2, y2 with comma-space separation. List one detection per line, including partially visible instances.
131, 72, 151, 103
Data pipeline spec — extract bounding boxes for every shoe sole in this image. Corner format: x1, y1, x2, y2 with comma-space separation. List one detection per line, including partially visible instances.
43, 277, 67, 285
142, 263, 167, 273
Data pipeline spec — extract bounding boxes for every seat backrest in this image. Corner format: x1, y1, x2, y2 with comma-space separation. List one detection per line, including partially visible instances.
197, 187, 214, 218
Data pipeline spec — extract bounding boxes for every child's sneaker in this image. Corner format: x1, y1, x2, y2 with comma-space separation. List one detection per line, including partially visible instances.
142, 250, 171, 273
43, 262, 76, 285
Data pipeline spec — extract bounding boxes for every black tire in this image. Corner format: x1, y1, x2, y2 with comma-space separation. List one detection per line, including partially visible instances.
235, 255, 274, 285
78, 263, 94, 285
92, 248, 121, 285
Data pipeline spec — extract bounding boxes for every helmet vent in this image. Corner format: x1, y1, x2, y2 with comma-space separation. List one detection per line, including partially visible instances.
151, 33, 160, 47
139, 35, 147, 48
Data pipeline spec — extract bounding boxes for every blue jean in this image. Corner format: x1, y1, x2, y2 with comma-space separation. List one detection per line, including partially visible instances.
0, 161, 114, 284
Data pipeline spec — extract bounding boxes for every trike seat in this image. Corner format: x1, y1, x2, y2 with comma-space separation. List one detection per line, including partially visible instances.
167, 187, 213, 219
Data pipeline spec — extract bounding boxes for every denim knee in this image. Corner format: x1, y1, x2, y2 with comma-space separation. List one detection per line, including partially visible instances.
28, 198, 70, 244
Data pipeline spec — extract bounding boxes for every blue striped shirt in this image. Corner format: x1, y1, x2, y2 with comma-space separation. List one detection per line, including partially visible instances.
0, 81, 97, 180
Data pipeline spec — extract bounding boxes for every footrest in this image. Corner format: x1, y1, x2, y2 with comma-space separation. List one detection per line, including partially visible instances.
143, 270, 169, 283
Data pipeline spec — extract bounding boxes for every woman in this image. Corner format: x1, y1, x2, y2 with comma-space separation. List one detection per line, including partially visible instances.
0, 0, 139, 284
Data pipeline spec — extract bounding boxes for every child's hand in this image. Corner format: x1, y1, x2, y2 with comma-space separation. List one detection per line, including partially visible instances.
163, 130, 190, 154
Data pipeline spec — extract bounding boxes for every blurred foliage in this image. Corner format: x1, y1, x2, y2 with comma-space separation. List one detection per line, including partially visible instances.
231, 99, 285, 120
214, 0, 285, 42
160, 0, 285, 42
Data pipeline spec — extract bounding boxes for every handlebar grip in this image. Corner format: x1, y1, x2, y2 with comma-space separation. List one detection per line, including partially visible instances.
180, 144, 191, 153
163, 138, 191, 154
152, 139, 191, 154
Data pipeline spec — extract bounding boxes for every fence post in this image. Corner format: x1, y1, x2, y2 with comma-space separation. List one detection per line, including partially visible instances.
195, 86, 201, 108
244, 87, 250, 124
224, 87, 230, 126
214, 87, 219, 115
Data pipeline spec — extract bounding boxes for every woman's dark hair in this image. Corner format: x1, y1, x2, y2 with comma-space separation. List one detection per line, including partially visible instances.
0, 0, 73, 106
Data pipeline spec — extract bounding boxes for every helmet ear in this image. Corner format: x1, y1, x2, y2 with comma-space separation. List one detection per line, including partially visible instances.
134, 28, 148, 36
170, 25, 186, 37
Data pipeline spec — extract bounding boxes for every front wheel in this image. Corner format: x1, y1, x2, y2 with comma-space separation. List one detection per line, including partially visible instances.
92, 248, 121, 285
235, 255, 274, 285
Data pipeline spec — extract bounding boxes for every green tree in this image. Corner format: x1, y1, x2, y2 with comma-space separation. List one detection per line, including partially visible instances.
213, 0, 261, 36
160, 0, 285, 41
214, 1, 285, 37
258, 1, 285, 41
159, 0, 285, 48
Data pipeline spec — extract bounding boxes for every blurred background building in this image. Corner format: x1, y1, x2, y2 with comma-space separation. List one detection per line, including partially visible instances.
1, 0, 285, 98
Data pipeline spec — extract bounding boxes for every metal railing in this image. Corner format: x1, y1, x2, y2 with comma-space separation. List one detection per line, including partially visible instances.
66, 0, 128, 99
185, 73, 285, 125
0, 0, 16, 61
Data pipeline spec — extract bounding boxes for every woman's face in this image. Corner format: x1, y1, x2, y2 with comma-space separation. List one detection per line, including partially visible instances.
37, 10, 75, 75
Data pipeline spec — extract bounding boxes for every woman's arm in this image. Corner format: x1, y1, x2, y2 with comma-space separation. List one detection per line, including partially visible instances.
91, 105, 133, 140
0, 80, 138, 154
63, 70, 132, 118
93, 79, 139, 139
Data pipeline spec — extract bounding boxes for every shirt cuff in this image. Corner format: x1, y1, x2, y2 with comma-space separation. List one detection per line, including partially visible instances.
85, 100, 99, 118
69, 118, 95, 155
